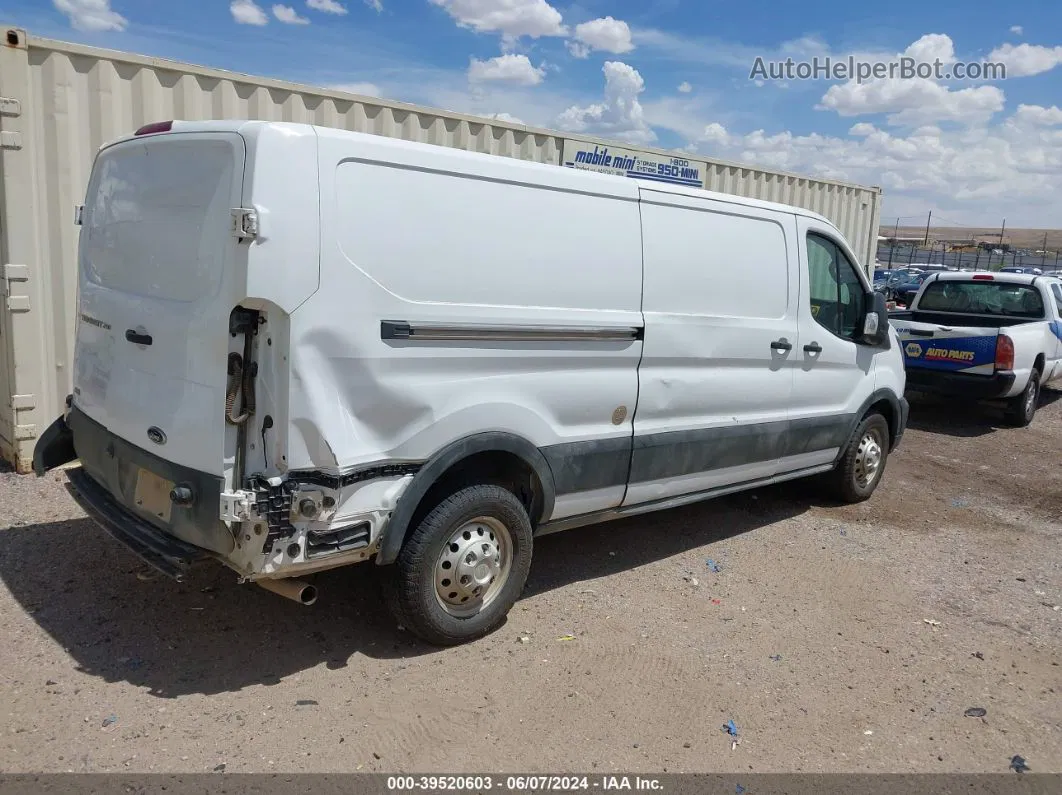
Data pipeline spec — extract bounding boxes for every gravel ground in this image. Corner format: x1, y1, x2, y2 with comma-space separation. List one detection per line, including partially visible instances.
0, 394, 1060, 774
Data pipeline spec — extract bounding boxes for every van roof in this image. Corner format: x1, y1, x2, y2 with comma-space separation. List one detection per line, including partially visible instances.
634, 181, 836, 228
118, 119, 840, 229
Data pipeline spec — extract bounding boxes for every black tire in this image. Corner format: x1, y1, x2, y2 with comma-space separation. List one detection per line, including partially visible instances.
382, 484, 533, 646
824, 413, 890, 504
1004, 371, 1039, 428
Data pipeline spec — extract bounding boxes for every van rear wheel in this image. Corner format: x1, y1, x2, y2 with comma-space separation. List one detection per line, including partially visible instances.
825, 413, 890, 504
384, 485, 533, 646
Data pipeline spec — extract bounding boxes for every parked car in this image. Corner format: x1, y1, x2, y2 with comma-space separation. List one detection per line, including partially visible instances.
890, 272, 937, 306
875, 269, 922, 296
33, 120, 909, 646
1001, 267, 1043, 276
890, 273, 1062, 426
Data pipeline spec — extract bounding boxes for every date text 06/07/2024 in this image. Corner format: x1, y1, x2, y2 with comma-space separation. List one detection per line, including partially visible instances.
386, 776, 664, 791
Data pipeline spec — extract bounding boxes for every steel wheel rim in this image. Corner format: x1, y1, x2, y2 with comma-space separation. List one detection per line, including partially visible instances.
854, 429, 884, 489
434, 516, 512, 617
1025, 382, 1037, 418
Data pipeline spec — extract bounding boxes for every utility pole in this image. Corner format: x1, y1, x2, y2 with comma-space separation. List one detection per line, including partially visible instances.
888, 217, 899, 266
996, 219, 1006, 271
923, 210, 932, 249
1042, 231, 1049, 268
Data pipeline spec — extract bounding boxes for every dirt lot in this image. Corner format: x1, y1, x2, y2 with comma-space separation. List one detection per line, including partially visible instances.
1, 394, 1060, 775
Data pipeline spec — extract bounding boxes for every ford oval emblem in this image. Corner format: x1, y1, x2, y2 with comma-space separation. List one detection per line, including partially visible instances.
147, 426, 167, 445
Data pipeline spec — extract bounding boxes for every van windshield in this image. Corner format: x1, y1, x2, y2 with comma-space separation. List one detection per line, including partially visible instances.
80, 138, 237, 303
916, 281, 1045, 318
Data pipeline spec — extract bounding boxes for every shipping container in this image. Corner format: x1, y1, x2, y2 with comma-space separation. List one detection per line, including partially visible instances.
0, 25, 882, 472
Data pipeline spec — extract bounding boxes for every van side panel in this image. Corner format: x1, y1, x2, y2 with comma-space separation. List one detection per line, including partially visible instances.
625, 191, 800, 506
288, 131, 643, 521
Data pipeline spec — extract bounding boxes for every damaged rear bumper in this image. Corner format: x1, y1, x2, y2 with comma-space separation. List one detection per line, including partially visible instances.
65, 466, 213, 581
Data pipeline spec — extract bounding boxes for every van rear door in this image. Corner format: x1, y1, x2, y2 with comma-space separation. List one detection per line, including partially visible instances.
73, 130, 247, 477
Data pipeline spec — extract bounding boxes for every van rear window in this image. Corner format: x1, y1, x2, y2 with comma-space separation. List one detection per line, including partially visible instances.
80, 139, 237, 303
916, 282, 1045, 318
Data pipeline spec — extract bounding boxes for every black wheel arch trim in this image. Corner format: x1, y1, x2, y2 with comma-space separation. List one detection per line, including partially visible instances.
376, 432, 557, 566
838, 389, 906, 459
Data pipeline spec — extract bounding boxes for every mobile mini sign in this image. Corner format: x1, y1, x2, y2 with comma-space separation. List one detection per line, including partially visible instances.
562, 142, 707, 189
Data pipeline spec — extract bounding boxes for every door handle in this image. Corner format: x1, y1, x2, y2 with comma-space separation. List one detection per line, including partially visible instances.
907, 329, 934, 337
804, 342, 823, 354
770, 339, 793, 352
125, 329, 153, 346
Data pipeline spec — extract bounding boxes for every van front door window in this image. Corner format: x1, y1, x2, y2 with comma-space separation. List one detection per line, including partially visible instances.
807, 234, 865, 339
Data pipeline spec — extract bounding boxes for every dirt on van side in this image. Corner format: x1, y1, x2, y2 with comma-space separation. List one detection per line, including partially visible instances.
0, 391, 1060, 775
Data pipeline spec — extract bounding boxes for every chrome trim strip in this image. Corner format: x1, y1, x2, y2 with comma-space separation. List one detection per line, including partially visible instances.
381, 320, 643, 342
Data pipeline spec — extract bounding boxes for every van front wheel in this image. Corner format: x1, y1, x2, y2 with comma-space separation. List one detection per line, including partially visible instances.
825, 413, 890, 504
384, 485, 533, 646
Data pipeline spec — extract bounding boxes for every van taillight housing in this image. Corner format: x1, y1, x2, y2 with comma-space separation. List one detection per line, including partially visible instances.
135, 121, 173, 136
995, 335, 1014, 371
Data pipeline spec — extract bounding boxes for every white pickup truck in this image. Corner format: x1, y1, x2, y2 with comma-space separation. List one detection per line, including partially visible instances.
890, 272, 1062, 426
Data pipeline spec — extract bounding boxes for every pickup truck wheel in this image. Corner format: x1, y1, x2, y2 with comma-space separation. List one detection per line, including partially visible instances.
1004, 371, 1039, 428
825, 413, 890, 504
383, 485, 533, 647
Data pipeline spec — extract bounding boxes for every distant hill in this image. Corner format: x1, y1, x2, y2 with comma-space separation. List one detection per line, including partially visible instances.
880, 226, 1061, 252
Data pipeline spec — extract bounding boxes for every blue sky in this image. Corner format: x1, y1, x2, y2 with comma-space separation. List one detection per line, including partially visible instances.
5, 0, 1062, 227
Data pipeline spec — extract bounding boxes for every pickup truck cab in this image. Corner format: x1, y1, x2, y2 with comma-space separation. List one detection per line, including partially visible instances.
891, 272, 1062, 426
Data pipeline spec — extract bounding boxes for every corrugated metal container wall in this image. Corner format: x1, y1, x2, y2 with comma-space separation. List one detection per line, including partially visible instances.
0, 26, 882, 472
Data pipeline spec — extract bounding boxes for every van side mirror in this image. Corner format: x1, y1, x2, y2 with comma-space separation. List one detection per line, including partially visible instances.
860, 292, 890, 348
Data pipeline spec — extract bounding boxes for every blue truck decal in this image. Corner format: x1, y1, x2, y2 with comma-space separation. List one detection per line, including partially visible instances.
901, 335, 998, 372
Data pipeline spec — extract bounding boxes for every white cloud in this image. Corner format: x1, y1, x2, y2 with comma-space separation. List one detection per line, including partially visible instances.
815, 34, 1004, 127
902, 32, 956, 65
468, 54, 546, 86
488, 112, 526, 124
330, 82, 383, 98
307, 0, 348, 13
819, 78, 1005, 126
1009, 104, 1062, 127
700, 122, 729, 147
571, 16, 634, 55
1010, 25, 1023, 36
690, 110, 1062, 225
53, 0, 128, 32
556, 60, 654, 144
429, 0, 567, 41
566, 41, 591, 59
231, 0, 270, 25
273, 4, 310, 24
365, 0, 384, 11
677, 81, 692, 93
988, 42, 1062, 77
633, 27, 835, 70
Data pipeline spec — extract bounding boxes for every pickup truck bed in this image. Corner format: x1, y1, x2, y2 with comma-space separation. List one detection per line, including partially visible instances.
889, 273, 1062, 425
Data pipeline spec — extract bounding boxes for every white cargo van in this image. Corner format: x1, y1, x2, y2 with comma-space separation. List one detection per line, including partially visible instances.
34, 121, 908, 646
